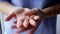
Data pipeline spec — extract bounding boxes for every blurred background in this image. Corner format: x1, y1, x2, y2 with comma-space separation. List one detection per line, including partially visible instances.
57, 14, 60, 34
0, 20, 2, 34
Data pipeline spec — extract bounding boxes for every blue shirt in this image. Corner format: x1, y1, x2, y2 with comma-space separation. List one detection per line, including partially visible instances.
0, 0, 59, 34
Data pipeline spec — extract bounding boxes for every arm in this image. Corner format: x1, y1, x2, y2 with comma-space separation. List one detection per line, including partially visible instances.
41, 3, 60, 18
0, 1, 21, 15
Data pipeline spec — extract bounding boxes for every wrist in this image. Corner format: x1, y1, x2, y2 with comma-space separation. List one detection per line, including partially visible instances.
10, 7, 22, 12
7, 7, 22, 15
9, 7, 22, 14
38, 9, 46, 19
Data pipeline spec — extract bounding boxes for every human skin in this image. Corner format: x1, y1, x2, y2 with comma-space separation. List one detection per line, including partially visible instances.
0, 1, 60, 34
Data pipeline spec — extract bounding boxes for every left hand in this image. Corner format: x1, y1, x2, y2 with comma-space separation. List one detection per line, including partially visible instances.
15, 8, 43, 34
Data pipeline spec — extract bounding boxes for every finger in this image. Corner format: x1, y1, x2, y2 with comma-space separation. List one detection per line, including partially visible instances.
5, 8, 24, 21
29, 27, 37, 34
30, 15, 40, 20
10, 25, 17, 29
16, 16, 25, 28
14, 29, 22, 34
24, 10, 32, 16
31, 8, 40, 15
29, 20, 41, 34
16, 29, 23, 33
15, 25, 31, 34
23, 8, 31, 16
15, 28, 27, 34
33, 15, 40, 20
5, 12, 16, 21
16, 28, 27, 33
24, 8, 40, 16
14, 32, 19, 34
29, 18, 36, 26
29, 18, 41, 34
23, 16, 30, 27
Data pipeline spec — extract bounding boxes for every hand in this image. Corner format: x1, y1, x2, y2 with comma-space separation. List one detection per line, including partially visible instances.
12, 8, 42, 34
23, 8, 42, 34
5, 8, 32, 28
5, 8, 31, 21
5, 8, 43, 34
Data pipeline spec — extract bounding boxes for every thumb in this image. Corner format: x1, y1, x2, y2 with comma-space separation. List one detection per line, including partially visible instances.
5, 8, 24, 21
24, 8, 40, 16
28, 26, 37, 34
5, 12, 16, 21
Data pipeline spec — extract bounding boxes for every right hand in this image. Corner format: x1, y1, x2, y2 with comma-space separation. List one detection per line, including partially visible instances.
5, 8, 30, 28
